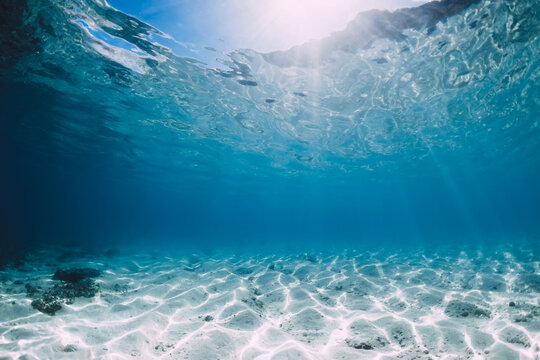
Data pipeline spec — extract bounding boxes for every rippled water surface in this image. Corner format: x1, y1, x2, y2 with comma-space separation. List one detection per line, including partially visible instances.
1, 0, 540, 358
1, 0, 539, 246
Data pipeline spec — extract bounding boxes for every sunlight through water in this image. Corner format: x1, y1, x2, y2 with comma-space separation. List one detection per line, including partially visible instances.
0, 0, 539, 358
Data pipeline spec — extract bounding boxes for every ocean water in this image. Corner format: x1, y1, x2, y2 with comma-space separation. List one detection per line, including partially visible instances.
0, 0, 539, 358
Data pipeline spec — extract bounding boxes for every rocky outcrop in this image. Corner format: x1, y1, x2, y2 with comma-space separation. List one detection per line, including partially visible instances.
26, 267, 101, 315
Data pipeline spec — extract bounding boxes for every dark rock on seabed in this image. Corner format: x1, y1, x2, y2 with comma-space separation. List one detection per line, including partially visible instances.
53, 268, 101, 283
444, 300, 491, 318
58, 344, 78, 352
24, 283, 40, 296
346, 336, 389, 350
31, 295, 62, 315
500, 327, 531, 348
26, 267, 101, 315
56, 278, 100, 301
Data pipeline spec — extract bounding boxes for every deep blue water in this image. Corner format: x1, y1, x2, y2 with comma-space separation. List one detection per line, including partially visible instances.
1, 0, 539, 257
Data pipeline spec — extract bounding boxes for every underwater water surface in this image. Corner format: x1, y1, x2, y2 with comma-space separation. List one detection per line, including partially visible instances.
0, 0, 539, 358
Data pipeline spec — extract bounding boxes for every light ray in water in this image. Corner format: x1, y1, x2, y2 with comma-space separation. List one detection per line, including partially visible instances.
0, 0, 539, 358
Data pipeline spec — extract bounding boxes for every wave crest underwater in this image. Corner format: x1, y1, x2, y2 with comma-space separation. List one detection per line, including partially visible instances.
0, 0, 539, 247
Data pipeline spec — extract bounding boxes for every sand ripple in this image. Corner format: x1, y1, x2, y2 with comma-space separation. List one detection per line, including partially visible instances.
0, 246, 539, 359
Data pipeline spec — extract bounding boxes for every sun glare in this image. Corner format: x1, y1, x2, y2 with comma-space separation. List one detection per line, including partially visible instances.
219, 0, 426, 52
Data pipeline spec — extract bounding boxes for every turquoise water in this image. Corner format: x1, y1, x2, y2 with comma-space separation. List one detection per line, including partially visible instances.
1, 1, 540, 358
1, 0, 539, 252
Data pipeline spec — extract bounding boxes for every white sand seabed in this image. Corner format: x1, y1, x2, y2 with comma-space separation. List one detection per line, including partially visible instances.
0, 247, 539, 359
